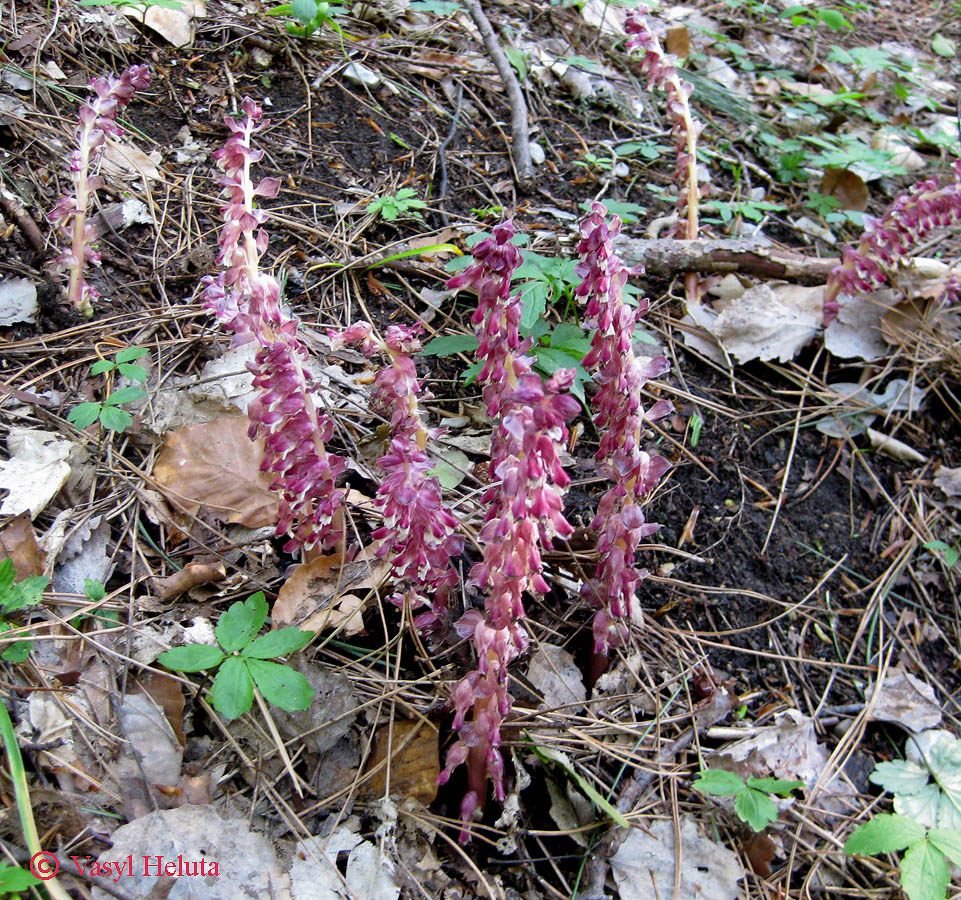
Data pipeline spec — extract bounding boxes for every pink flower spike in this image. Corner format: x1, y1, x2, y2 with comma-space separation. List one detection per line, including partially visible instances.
49, 65, 151, 316
204, 97, 346, 553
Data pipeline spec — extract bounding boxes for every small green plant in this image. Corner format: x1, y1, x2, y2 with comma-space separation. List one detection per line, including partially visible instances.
158, 592, 314, 721
266, 0, 346, 37
368, 188, 427, 222
0, 863, 42, 897
922, 540, 960, 570
845, 733, 961, 900
0, 559, 49, 664
67, 347, 148, 432
573, 152, 614, 173
692, 768, 804, 831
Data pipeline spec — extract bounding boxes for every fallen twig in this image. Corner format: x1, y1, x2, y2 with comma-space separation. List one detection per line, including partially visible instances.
462, 0, 534, 190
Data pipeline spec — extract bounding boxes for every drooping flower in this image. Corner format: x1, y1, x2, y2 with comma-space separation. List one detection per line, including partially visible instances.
203, 98, 345, 553
439, 220, 579, 840
823, 159, 961, 325
49, 65, 151, 316
330, 323, 463, 633
576, 202, 673, 662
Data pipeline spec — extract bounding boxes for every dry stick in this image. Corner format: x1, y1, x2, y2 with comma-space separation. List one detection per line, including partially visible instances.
615, 236, 839, 283
461, 0, 534, 190
0, 184, 44, 252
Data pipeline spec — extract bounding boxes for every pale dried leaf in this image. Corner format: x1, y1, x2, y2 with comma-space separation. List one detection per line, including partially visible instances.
0, 429, 73, 519
121, 0, 204, 47
153, 417, 278, 528
610, 816, 743, 900
866, 427, 927, 463
526, 644, 586, 713
868, 668, 941, 733
824, 289, 899, 360
101, 139, 161, 182
934, 466, 961, 498
273, 656, 357, 754
52, 516, 114, 594
115, 692, 184, 787
0, 277, 37, 325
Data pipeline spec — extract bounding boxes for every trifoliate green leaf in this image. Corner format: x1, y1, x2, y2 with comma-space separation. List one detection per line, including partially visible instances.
211, 657, 254, 720
216, 592, 268, 652
98, 406, 132, 433
157, 644, 225, 673
844, 814, 926, 855
243, 628, 312, 660
900, 839, 949, 900
246, 658, 313, 712
692, 768, 745, 797
734, 787, 779, 832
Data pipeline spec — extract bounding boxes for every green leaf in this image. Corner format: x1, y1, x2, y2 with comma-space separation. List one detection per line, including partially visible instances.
504, 46, 529, 81
216, 592, 268, 652
844, 814, 926, 855
1, 640, 31, 663
519, 281, 549, 330
266, 3, 293, 14
420, 334, 480, 357
103, 386, 145, 406
734, 787, 779, 832
67, 402, 103, 429
84, 578, 107, 602
115, 347, 149, 363
98, 406, 132, 432
692, 768, 746, 797
243, 628, 312, 659
816, 9, 850, 30
871, 760, 931, 796
0, 559, 13, 596
247, 658, 314, 712
931, 35, 956, 57
0, 863, 42, 891
157, 644, 225, 672
928, 829, 961, 868
291, 0, 318, 25
11, 576, 48, 609
211, 657, 255, 720
900, 839, 949, 900
117, 363, 149, 383
89, 359, 116, 376
529, 740, 631, 829
747, 777, 804, 796
429, 448, 470, 490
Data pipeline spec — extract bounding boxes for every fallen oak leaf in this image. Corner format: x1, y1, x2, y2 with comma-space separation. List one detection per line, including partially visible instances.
152, 562, 227, 601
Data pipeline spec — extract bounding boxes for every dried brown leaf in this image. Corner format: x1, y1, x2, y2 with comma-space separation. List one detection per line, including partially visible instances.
273, 548, 389, 634
820, 167, 869, 211
0, 512, 44, 576
665, 25, 690, 58
153, 417, 278, 528
136, 670, 187, 747
361, 719, 439, 805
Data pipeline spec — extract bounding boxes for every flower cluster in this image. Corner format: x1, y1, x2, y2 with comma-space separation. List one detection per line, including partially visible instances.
440, 222, 580, 839
576, 203, 672, 663
823, 159, 961, 325
48, 65, 151, 316
330, 323, 463, 633
203, 98, 345, 553
624, 13, 703, 243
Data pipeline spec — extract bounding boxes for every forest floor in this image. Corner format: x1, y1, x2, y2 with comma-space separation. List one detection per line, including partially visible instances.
1, 0, 961, 898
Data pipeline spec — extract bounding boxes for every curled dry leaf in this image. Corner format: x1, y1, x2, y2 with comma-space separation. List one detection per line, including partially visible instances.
153, 561, 227, 600
273, 548, 390, 634
153, 417, 279, 528
0, 512, 44, 577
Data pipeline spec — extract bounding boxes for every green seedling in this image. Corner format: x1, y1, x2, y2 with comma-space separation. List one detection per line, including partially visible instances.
922, 540, 959, 570
68, 347, 149, 433
0, 559, 49, 663
693, 768, 804, 831
158, 592, 313, 721
368, 188, 427, 222
266, 0, 346, 38
0, 863, 43, 897
573, 152, 614, 173
845, 733, 961, 900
